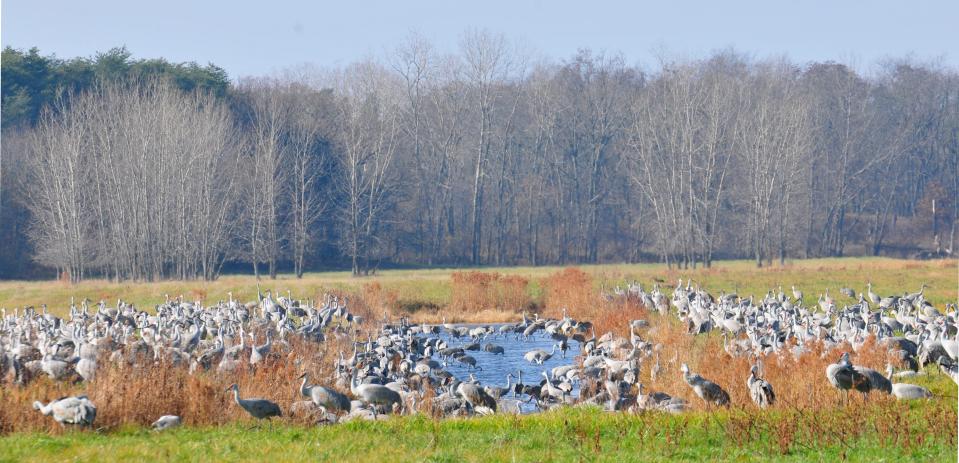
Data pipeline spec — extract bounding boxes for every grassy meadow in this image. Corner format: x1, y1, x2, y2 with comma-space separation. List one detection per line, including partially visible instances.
0, 257, 956, 462
0, 257, 956, 321
1, 402, 956, 462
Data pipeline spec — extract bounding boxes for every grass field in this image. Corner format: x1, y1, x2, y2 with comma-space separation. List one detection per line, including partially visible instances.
0, 257, 956, 320
1, 257, 957, 462
1, 403, 955, 463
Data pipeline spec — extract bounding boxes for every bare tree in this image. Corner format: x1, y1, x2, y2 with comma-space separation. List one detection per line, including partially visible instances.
333, 61, 402, 275
24, 79, 242, 281
735, 61, 810, 266
460, 29, 515, 265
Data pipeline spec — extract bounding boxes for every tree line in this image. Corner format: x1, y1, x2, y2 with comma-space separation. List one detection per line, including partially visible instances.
1, 33, 956, 281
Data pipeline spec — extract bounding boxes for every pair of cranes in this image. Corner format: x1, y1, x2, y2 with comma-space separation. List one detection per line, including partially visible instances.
826, 351, 933, 401
678, 363, 772, 409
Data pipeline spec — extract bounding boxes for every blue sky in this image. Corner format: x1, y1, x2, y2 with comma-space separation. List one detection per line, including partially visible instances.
3, 0, 957, 78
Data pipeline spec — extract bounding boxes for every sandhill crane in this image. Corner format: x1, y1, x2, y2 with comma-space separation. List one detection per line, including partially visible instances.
680, 363, 730, 407
541, 371, 567, 402
866, 283, 880, 305
456, 381, 497, 413
298, 372, 351, 414
151, 415, 182, 431
852, 363, 892, 397
33, 395, 96, 427
904, 283, 927, 303
885, 366, 932, 400
484, 374, 513, 399
791, 286, 803, 302
746, 365, 775, 408
40, 349, 73, 381
513, 370, 542, 400
454, 353, 480, 370
826, 352, 861, 404
350, 368, 401, 418
483, 343, 505, 355
249, 333, 271, 365
441, 317, 456, 333
839, 287, 856, 299
226, 384, 281, 425
524, 345, 557, 365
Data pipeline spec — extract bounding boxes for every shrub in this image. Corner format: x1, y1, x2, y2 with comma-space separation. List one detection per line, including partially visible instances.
449, 272, 530, 314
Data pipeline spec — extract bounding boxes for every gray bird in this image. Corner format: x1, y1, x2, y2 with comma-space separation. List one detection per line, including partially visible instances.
886, 366, 932, 400
746, 365, 775, 409
226, 383, 281, 424
681, 363, 730, 407
298, 372, 351, 413
151, 415, 182, 431
33, 395, 96, 427
350, 369, 401, 417
456, 381, 498, 413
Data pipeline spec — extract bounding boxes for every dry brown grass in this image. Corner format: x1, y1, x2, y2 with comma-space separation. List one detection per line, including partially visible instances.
0, 335, 348, 433
449, 272, 531, 314
590, 299, 650, 339
541, 268, 595, 319
636, 312, 918, 414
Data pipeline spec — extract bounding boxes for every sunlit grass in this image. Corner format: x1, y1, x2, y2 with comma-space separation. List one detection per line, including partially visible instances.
1, 257, 956, 461
2, 402, 955, 462
1, 257, 955, 318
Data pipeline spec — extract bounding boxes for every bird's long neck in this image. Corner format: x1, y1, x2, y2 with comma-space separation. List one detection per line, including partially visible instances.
300, 376, 310, 397
35, 401, 53, 416
232, 387, 241, 405
350, 369, 359, 395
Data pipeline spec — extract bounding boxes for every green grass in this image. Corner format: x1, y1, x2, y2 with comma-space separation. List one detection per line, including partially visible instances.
0, 257, 956, 318
1, 404, 954, 463
1, 258, 956, 461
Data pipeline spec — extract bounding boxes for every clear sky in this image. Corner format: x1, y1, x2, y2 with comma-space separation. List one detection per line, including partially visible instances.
3, 0, 957, 79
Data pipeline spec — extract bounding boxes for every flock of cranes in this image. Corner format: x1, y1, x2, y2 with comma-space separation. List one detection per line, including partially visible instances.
1, 279, 953, 431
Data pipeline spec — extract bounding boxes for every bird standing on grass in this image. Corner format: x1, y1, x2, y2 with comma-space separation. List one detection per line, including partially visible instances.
298, 372, 351, 414
746, 365, 775, 408
226, 383, 281, 426
349, 367, 401, 418
826, 352, 890, 403
681, 363, 730, 407
826, 352, 863, 404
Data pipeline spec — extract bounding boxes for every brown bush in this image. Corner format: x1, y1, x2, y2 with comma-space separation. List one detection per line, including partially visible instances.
590, 298, 650, 339
449, 271, 530, 315
541, 268, 595, 319
363, 281, 399, 313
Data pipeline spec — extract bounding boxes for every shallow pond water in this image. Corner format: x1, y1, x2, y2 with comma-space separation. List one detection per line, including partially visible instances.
429, 324, 582, 412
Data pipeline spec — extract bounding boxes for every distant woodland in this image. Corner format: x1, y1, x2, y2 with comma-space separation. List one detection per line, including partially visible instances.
1, 34, 956, 281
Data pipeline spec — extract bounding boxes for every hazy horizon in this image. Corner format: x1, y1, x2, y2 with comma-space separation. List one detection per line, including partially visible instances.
3, 0, 957, 79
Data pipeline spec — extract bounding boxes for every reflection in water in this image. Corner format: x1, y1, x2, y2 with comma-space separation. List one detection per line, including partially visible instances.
430, 324, 581, 413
